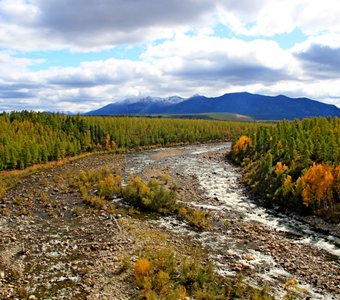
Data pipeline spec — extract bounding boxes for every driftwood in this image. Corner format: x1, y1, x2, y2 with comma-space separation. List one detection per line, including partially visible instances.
111, 215, 122, 232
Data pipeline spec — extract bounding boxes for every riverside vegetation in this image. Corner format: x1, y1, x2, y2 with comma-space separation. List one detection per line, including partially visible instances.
230, 117, 340, 221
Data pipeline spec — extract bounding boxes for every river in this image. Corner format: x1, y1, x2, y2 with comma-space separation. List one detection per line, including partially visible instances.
125, 142, 339, 299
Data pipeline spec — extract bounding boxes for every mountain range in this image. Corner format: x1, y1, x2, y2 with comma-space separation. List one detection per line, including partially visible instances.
86, 92, 340, 120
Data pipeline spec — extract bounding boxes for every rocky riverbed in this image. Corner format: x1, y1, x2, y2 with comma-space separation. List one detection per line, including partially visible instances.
0, 143, 339, 299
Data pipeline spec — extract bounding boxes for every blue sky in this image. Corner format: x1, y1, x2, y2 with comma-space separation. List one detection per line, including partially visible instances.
1, 0, 340, 112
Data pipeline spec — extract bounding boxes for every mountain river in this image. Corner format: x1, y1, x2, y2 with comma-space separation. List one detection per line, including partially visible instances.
124, 143, 339, 299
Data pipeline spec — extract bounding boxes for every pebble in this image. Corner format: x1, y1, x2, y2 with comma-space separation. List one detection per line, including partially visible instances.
245, 255, 254, 261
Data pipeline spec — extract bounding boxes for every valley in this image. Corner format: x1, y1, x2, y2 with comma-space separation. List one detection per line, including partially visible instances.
0, 143, 339, 299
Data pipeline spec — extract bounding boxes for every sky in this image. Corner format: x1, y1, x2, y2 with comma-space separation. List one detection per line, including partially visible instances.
1, 0, 340, 112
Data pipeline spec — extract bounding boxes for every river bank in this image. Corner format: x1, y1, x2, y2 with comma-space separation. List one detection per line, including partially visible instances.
0, 143, 339, 299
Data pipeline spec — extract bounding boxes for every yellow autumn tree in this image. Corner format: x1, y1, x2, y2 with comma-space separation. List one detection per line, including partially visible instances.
300, 163, 335, 211
275, 162, 288, 175
232, 136, 252, 155
105, 134, 111, 151
282, 175, 293, 195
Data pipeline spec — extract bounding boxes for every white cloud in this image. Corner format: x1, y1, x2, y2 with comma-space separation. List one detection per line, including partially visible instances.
1, 0, 340, 51
217, 0, 340, 37
0, 52, 41, 75
143, 35, 298, 84
0, 0, 215, 51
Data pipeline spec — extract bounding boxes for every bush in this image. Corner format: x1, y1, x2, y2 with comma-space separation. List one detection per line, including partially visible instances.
178, 207, 211, 229
124, 175, 177, 214
71, 168, 123, 211
135, 258, 152, 277
98, 174, 123, 198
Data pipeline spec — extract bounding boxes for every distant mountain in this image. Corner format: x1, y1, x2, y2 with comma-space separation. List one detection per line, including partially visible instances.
86, 96, 183, 116
86, 92, 340, 120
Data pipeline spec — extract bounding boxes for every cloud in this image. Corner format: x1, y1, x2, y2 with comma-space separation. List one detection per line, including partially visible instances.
46, 59, 150, 87
217, 0, 340, 37
0, 90, 35, 99
0, 0, 215, 51
292, 34, 340, 78
143, 36, 297, 84
0, 52, 43, 76
2, 0, 340, 52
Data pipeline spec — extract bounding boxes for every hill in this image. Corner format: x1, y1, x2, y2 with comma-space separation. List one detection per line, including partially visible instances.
86, 92, 340, 120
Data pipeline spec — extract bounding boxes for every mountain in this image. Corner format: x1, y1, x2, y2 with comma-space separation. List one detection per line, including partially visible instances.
86, 96, 183, 116
86, 92, 340, 120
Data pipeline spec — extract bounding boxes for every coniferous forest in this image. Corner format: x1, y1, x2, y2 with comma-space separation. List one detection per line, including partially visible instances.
230, 117, 340, 221
0, 111, 265, 171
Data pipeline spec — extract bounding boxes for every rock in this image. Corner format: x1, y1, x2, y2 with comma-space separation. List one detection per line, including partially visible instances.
240, 262, 250, 268
0, 271, 5, 279
28, 295, 37, 300
245, 255, 255, 261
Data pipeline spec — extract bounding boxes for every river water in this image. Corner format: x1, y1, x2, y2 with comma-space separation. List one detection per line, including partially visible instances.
125, 143, 339, 299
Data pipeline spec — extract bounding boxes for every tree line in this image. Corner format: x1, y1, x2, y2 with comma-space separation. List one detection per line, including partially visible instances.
230, 117, 340, 221
0, 111, 266, 171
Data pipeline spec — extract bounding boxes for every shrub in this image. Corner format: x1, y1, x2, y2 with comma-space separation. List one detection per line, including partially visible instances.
98, 174, 123, 198
178, 206, 187, 217
180, 208, 211, 229
83, 195, 106, 209
135, 258, 151, 277
124, 175, 177, 214
73, 206, 85, 216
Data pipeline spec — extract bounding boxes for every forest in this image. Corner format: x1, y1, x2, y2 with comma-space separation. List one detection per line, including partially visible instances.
230, 117, 340, 221
0, 111, 266, 171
